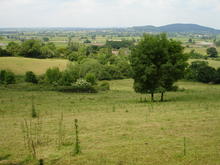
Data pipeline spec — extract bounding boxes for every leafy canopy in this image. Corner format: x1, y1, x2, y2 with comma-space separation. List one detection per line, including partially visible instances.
130, 33, 188, 99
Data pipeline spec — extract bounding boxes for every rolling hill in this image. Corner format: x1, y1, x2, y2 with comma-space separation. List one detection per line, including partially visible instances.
131, 23, 220, 34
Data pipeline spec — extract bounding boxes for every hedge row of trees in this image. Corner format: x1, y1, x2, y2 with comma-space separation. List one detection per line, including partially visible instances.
0, 40, 57, 58
0, 68, 110, 93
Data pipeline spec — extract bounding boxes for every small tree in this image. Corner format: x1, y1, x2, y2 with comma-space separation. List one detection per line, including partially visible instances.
130, 34, 188, 101
45, 67, 61, 84
5, 71, 16, 84
85, 73, 96, 85
25, 71, 38, 84
207, 47, 218, 58
0, 70, 6, 84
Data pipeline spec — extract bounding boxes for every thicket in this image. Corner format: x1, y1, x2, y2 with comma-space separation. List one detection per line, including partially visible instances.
0, 70, 16, 84
185, 61, 220, 84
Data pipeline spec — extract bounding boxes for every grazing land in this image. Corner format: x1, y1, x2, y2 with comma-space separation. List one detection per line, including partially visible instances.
0, 57, 68, 75
1, 25, 220, 165
0, 79, 220, 165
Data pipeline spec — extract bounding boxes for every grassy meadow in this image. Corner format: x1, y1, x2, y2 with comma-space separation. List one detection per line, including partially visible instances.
0, 79, 220, 165
0, 57, 68, 75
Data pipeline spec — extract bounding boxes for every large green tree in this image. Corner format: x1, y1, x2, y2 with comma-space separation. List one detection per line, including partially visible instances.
130, 34, 188, 101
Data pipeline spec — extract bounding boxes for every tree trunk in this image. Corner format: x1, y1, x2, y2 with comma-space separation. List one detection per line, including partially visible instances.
151, 93, 154, 102
160, 92, 164, 102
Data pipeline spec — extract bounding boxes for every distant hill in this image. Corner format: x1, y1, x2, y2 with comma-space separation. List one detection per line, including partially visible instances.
131, 24, 220, 34
1, 23, 220, 34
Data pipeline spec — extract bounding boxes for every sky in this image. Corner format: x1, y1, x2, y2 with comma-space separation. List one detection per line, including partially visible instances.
0, 0, 220, 29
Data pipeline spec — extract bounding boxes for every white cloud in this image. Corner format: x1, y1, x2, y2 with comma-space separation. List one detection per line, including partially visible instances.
0, 0, 219, 28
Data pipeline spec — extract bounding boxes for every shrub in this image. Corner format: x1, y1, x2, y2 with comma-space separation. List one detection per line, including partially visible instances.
207, 47, 218, 58
59, 71, 74, 86
5, 71, 16, 84
45, 67, 61, 84
197, 66, 217, 83
79, 58, 104, 79
85, 73, 97, 85
185, 61, 209, 81
25, 71, 38, 84
215, 68, 220, 84
65, 63, 80, 83
0, 70, 7, 84
68, 52, 78, 61
185, 61, 217, 83
58, 79, 97, 93
0, 47, 11, 57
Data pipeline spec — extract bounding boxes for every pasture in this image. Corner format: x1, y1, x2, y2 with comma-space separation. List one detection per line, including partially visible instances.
0, 79, 220, 165
0, 57, 68, 75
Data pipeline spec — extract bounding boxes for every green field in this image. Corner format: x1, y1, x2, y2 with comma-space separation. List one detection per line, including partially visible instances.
0, 79, 220, 165
189, 59, 220, 68
1, 57, 220, 77
0, 57, 68, 75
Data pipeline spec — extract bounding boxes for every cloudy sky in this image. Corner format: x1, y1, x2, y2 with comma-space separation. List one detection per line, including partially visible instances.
0, 0, 220, 28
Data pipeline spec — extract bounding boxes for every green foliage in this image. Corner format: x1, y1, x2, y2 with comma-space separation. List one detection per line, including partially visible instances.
58, 79, 97, 93
185, 61, 219, 83
42, 37, 49, 42
185, 61, 209, 80
84, 39, 91, 43
130, 33, 188, 101
59, 70, 75, 86
25, 71, 38, 84
106, 40, 134, 49
20, 39, 43, 58
65, 63, 80, 83
207, 47, 218, 58
45, 67, 61, 85
0, 70, 16, 85
40, 43, 57, 58
197, 65, 216, 83
67, 52, 78, 61
79, 58, 104, 79
85, 73, 97, 85
215, 68, 220, 83
0, 70, 7, 84
6, 42, 21, 56
0, 47, 11, 57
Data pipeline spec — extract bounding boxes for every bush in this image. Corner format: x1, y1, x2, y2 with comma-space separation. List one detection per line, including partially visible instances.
185, 61, 209, 81
58, 79, 97, 93
45, 67, 61, 85
197, 66, 217, 83
0, 70, 6, 84
207, 47, 218, 58
215, 68, 220, 83
4, 71, 16, 84
65, 63, 80, 83
59, 71, 74, 86
0, 47, 11, 57
185, 61, 217, 83
25, 71, 38, 84
85, 73, 97, 85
